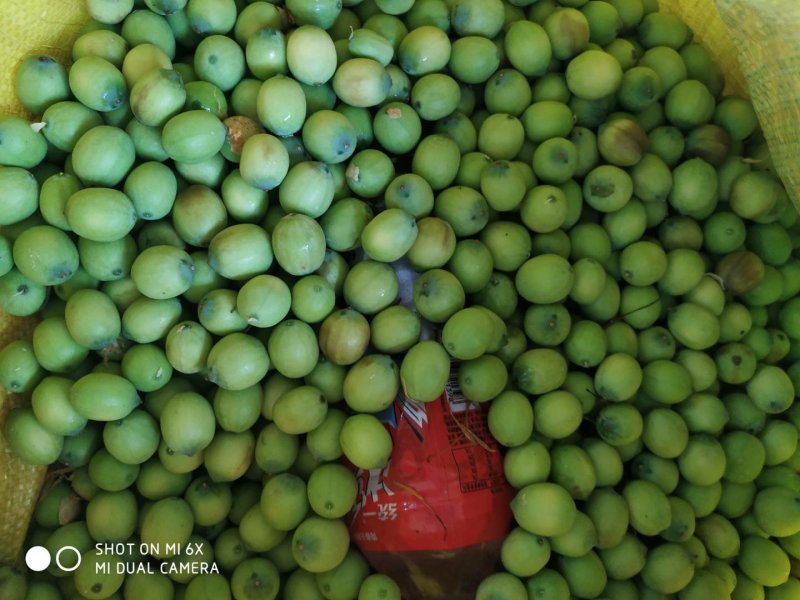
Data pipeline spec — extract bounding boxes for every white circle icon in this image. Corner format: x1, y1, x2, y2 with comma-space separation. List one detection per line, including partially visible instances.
25, 546, 51, 572
55, 546, 82, 572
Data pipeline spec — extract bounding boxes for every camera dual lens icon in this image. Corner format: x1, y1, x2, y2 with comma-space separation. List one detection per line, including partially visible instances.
25, 545, 82, 572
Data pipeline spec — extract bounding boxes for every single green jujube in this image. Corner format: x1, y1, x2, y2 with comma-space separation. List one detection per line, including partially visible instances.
183, 80, 227, 118
123, 161, 177, 220
12, 225, 78, 286
65, 188, 137, 242
131, 245, 195, 299
267, 319, 319, 379
566, 50, 623, 100
286, 27, 336, 88
129, 68, 186, 127
4, 408, 64, 466
239, 132, 290, 191
279, 161, 336, 217
448, 35, 502, 86
14, 54, 70, 116
64, 288, 121, 350
71, 125, 136, 187
0, 116, 47, 169
193, 34, 245, 92
246, 28, 286, 81
332, 58, 391, 108
208, 223, 273, 281
236, 274, 291, 328
69, 372, 140, 422
504, 20, 552, 77
160, 391, 216, 456
207, 332, 270, 391
360, 208, 418, 263
41, 101, 103, 153
68, 56, 128, 113
271, 213, 327, 276
161, 109, 227, 164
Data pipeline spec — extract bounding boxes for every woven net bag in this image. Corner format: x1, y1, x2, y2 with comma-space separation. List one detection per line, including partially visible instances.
0, 0, 88, 567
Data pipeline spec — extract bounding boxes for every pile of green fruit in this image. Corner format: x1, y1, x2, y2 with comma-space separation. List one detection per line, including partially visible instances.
1, 0, 800, 598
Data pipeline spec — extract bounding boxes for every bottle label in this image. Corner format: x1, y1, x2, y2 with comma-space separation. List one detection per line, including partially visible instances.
348, 367, 514, 553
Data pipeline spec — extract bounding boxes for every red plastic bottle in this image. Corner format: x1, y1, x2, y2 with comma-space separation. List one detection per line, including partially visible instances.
348, 376, 515, 599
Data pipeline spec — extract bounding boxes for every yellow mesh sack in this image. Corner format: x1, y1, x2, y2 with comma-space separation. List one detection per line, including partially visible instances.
1, 0, 800, 569
661, 0, 800, 209
0, 0, 88, 567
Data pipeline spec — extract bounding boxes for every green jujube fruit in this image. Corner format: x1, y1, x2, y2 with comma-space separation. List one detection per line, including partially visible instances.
665, 79, 716, 130
1, 118, 45, 176
124, 161, 177, 220
271, 214, 327, 276
669, 157, 718, 219
566, 50, 623, 100
515, 254, 574, 304
103, 409, 160, 465
160, 391, 216, 456
512, 482, 578, 537
31, 315, 89, 373
397, 25, 452, 76
373, 103, 423, 156
64, 288, 121, 350
268, 319, 319, 379
236, 274, 291, 328
279, 161, 335, 217
343, 354, 400, 413
68, 56, 128, 113
161, 109, 227, 164
582, 164, 634, 212
412, 268, 466, 324
131, 244, 195, 299
72, 550, 126, 599
4, 408, 63, 466
339, 413, 393, 470
257, 75, 307, 137
72, 125, 136, 187
442, 307, 494, 360
194, 34, 245, 92
12, 225, 78, 286
513, 349, 568, 396
504, 20, 552, 77
246, 28, 286, 81
286, 25, 337, 86
411, 134, 461, 190
121, 297, 181, 343
78, 236, 137, 281
623, 479, 672, 536
302, 109, 357, 165
65, 188, 137, 242
320, 198, 373, 252
69, 372, 140, 422
31, 376, 86, 436
41, 101, 103, 153
343, 260, 399, 315
14, 54, 70, 115
130, 68, 186, 127
333, 58, 391, 108
668, 302, 721, 351
208, 223, 274, 281
207, 332, 270, 391
0, 167, 39, 226
360, 208, 418, 263
400, 340, 450, 403
184, 80, 228, 118
448, 36, 502, 85
747, 365, 795, 414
